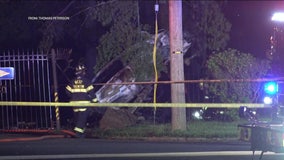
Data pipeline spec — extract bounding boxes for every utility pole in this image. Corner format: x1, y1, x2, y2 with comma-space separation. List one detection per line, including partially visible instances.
169, 0, 187, 131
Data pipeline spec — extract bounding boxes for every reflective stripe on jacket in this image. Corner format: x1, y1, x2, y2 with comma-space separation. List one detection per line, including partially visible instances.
70, 101, 90, 112
66, 76, 96, 102
73, 108, 87, 112
66, 85, 94, 93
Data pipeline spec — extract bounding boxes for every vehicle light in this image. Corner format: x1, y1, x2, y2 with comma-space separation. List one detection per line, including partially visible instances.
192, 110, 203, 120
264, 81, 278, 95
282, 134, 284, 147
263, 96, 273, 104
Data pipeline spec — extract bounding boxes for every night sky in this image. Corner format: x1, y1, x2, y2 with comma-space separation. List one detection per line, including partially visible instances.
1, 1, 284, 59
0, 0, 284, 81
224, 1, 284, 58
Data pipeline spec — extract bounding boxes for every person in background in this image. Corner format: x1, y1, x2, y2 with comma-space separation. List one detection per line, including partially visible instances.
66, 63, 98, 138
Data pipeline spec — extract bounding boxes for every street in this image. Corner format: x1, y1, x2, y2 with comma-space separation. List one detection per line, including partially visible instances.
1, 136, 284, 160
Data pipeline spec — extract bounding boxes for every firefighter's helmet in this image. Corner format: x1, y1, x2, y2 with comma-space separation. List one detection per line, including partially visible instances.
75, 64, 86, 76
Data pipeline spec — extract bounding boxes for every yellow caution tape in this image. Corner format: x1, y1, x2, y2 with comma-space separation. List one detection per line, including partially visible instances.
0, 101, 270, 108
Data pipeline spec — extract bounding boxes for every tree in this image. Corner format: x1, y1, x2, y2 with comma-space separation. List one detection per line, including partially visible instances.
88, 0, 166, 82
180, 1, 232, 104
206, 48, 270, 103
183, 1, 231, 65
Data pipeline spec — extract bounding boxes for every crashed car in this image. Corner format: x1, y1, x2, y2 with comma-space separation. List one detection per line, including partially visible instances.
91, 30, 191, 121
95, 65, 140, 103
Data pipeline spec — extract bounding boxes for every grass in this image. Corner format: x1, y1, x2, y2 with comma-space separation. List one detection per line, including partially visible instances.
90, 120, 245, 139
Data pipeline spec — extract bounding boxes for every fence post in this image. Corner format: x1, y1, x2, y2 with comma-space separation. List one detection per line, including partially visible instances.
51, 49, 61, 130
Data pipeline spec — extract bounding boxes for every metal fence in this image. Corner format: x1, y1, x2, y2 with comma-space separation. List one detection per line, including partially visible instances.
0, 50, 54, 129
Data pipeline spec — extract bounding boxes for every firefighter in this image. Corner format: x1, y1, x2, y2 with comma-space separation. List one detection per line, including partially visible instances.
66, 64, 98, 138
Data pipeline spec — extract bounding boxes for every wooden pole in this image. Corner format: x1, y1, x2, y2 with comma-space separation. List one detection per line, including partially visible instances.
169, 0, 187, 131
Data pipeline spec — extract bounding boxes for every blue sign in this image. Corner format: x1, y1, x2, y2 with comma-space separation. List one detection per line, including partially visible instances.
0, 67, 14, 80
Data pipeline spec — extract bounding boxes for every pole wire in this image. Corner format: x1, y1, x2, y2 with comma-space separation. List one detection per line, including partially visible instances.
153, 1, 159, 125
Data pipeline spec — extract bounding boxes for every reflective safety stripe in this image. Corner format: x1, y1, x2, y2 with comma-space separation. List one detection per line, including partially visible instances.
69, 88, 88, 93
86, 85, 94, 92
92, 98, 98, 103
66, 85, 72, 92
74, 127, 84, 133
72, 88, 88, 93
70, 101, 90, 103
71, 101, 90, 112
73, 108, 87, 112
66, 85, 94, 93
